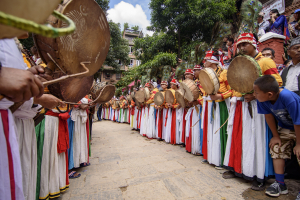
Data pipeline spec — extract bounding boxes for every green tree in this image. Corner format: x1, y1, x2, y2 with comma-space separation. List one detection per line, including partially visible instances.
133, 32, 177, 63
95, 0, 110, 15
131, 25, 139, 32
124, 23, 129, 30
148, 0, 236, 58
104, 21, 130, 70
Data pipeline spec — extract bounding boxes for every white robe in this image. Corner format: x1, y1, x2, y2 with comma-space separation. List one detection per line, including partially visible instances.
191, 105, 201, 154
242, 100, 266, 180
165, 108, 172, 143
0, 100, 24, 200
147, 104, 155, 139
162, 108, 167, 140
71, 108, 88, 168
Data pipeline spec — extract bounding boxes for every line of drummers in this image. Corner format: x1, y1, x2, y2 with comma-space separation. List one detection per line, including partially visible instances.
102, 34, 300, 197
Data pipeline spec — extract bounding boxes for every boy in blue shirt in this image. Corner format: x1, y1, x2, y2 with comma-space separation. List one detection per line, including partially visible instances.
253, 75, 300, 199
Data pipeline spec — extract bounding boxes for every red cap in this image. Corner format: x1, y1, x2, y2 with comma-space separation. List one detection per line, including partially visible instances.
193, 65, 202, 70
236, 33, 257, 49
184, 69, 194, 75
161, 81, 168, 85
170, 78, 179, 86
145, 83, 150, 87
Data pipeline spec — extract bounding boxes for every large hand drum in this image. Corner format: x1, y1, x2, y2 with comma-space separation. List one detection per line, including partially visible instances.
227, 55, 262, 94
180, 79, 200, 102
135, 90, 145, 103
90, 83, 116, 104
198, 68, 220, 95
165, 89, 175, 104
154, 92, 165, 106
34, 0, 110, 103
175, 88, 185, 108
0, 0, 75, 39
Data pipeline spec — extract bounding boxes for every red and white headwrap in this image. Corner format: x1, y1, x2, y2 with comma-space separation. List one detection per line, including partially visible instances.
204, 50, 220, 65
236, 33, 258, 49
161, 80, 168, 85
170, 78, 179, 86
184, 69, 194, 75
193, 65, 202, 70
145, 83, 150, 87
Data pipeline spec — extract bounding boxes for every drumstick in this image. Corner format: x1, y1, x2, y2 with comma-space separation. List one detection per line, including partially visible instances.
0, 62, 90, 113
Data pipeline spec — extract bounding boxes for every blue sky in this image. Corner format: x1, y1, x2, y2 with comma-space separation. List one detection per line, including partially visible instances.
107, 0, 153, 35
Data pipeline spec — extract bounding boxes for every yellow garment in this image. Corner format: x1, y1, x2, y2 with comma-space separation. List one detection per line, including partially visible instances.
255, 52, 282, 86
146, 88, 159, 104
22, 53, 31, 68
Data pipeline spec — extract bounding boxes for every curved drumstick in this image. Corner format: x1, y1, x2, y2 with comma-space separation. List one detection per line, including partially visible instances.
0, 62, 91, 112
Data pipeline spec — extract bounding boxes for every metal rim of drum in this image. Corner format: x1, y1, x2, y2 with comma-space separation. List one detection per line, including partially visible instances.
154, 92, 164, 106
198, 68, 220, 95
227, 55, 261, 94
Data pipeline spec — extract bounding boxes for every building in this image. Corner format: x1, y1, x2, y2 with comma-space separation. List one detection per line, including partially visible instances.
123, 28, 143, 70
99, 28, 143, 85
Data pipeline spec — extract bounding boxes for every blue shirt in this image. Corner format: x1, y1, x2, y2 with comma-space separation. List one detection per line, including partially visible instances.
257, 88, 300, 130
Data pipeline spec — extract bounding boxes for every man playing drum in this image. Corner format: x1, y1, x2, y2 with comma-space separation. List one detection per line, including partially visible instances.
145, 81, 159, 139
223, 33, 282, 191
184, 69, 195, 152
166, 79, 180, 145
201, 50, 232, 170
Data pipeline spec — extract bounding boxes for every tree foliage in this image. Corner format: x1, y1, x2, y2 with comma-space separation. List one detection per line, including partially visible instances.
103, 21, 130, 70
133, 32, 177, 64
115, 53, 177, 91
148, 0, 236, 58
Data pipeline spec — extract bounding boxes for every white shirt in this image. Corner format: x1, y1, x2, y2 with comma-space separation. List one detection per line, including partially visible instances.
285, 62, 300, 92
0, 38, 38, 118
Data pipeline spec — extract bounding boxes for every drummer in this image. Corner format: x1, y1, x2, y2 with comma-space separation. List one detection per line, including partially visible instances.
166, 79, 180, 144
193, 65, 205, 155
145, 81, 159, 139
201, 50, 232, 169
159, 81, 168, 141
223, 33, 283, 190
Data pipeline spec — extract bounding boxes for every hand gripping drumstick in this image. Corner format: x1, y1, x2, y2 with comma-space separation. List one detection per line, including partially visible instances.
0, 62, 90, 113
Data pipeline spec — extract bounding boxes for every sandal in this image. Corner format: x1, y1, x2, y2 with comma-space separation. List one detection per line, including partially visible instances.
69, 171, 81, 179
222, 171, 236, 179
80, 163, 91, 167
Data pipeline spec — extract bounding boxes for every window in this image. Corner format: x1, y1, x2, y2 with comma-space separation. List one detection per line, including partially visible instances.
104, 72, 111, 79
129, 46, 133, 54
129, 59, 134, 67
116, 73, 122, 80
136, 60, 141, 66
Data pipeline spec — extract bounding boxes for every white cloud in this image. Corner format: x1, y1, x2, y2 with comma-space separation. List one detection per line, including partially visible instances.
107, 1, 153, 36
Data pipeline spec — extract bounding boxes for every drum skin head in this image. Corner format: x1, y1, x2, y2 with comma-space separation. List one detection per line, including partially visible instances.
227, 55, 261, 94
34, 0, 110, 76
59, 75, 94, 102
198, 68, 219, 95
165, 90, 175, 104
180, 82, 193, 102
154, 92, 164, 106
127, 95, 132, 102
0, 0, 61, 39
144, 87, 150, 100
93, 85, 115, 104
135, 90, 145, 103
175, 89, 185, 108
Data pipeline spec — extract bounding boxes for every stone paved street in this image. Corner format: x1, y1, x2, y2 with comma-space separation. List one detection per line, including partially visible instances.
60, 120, 300, 200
